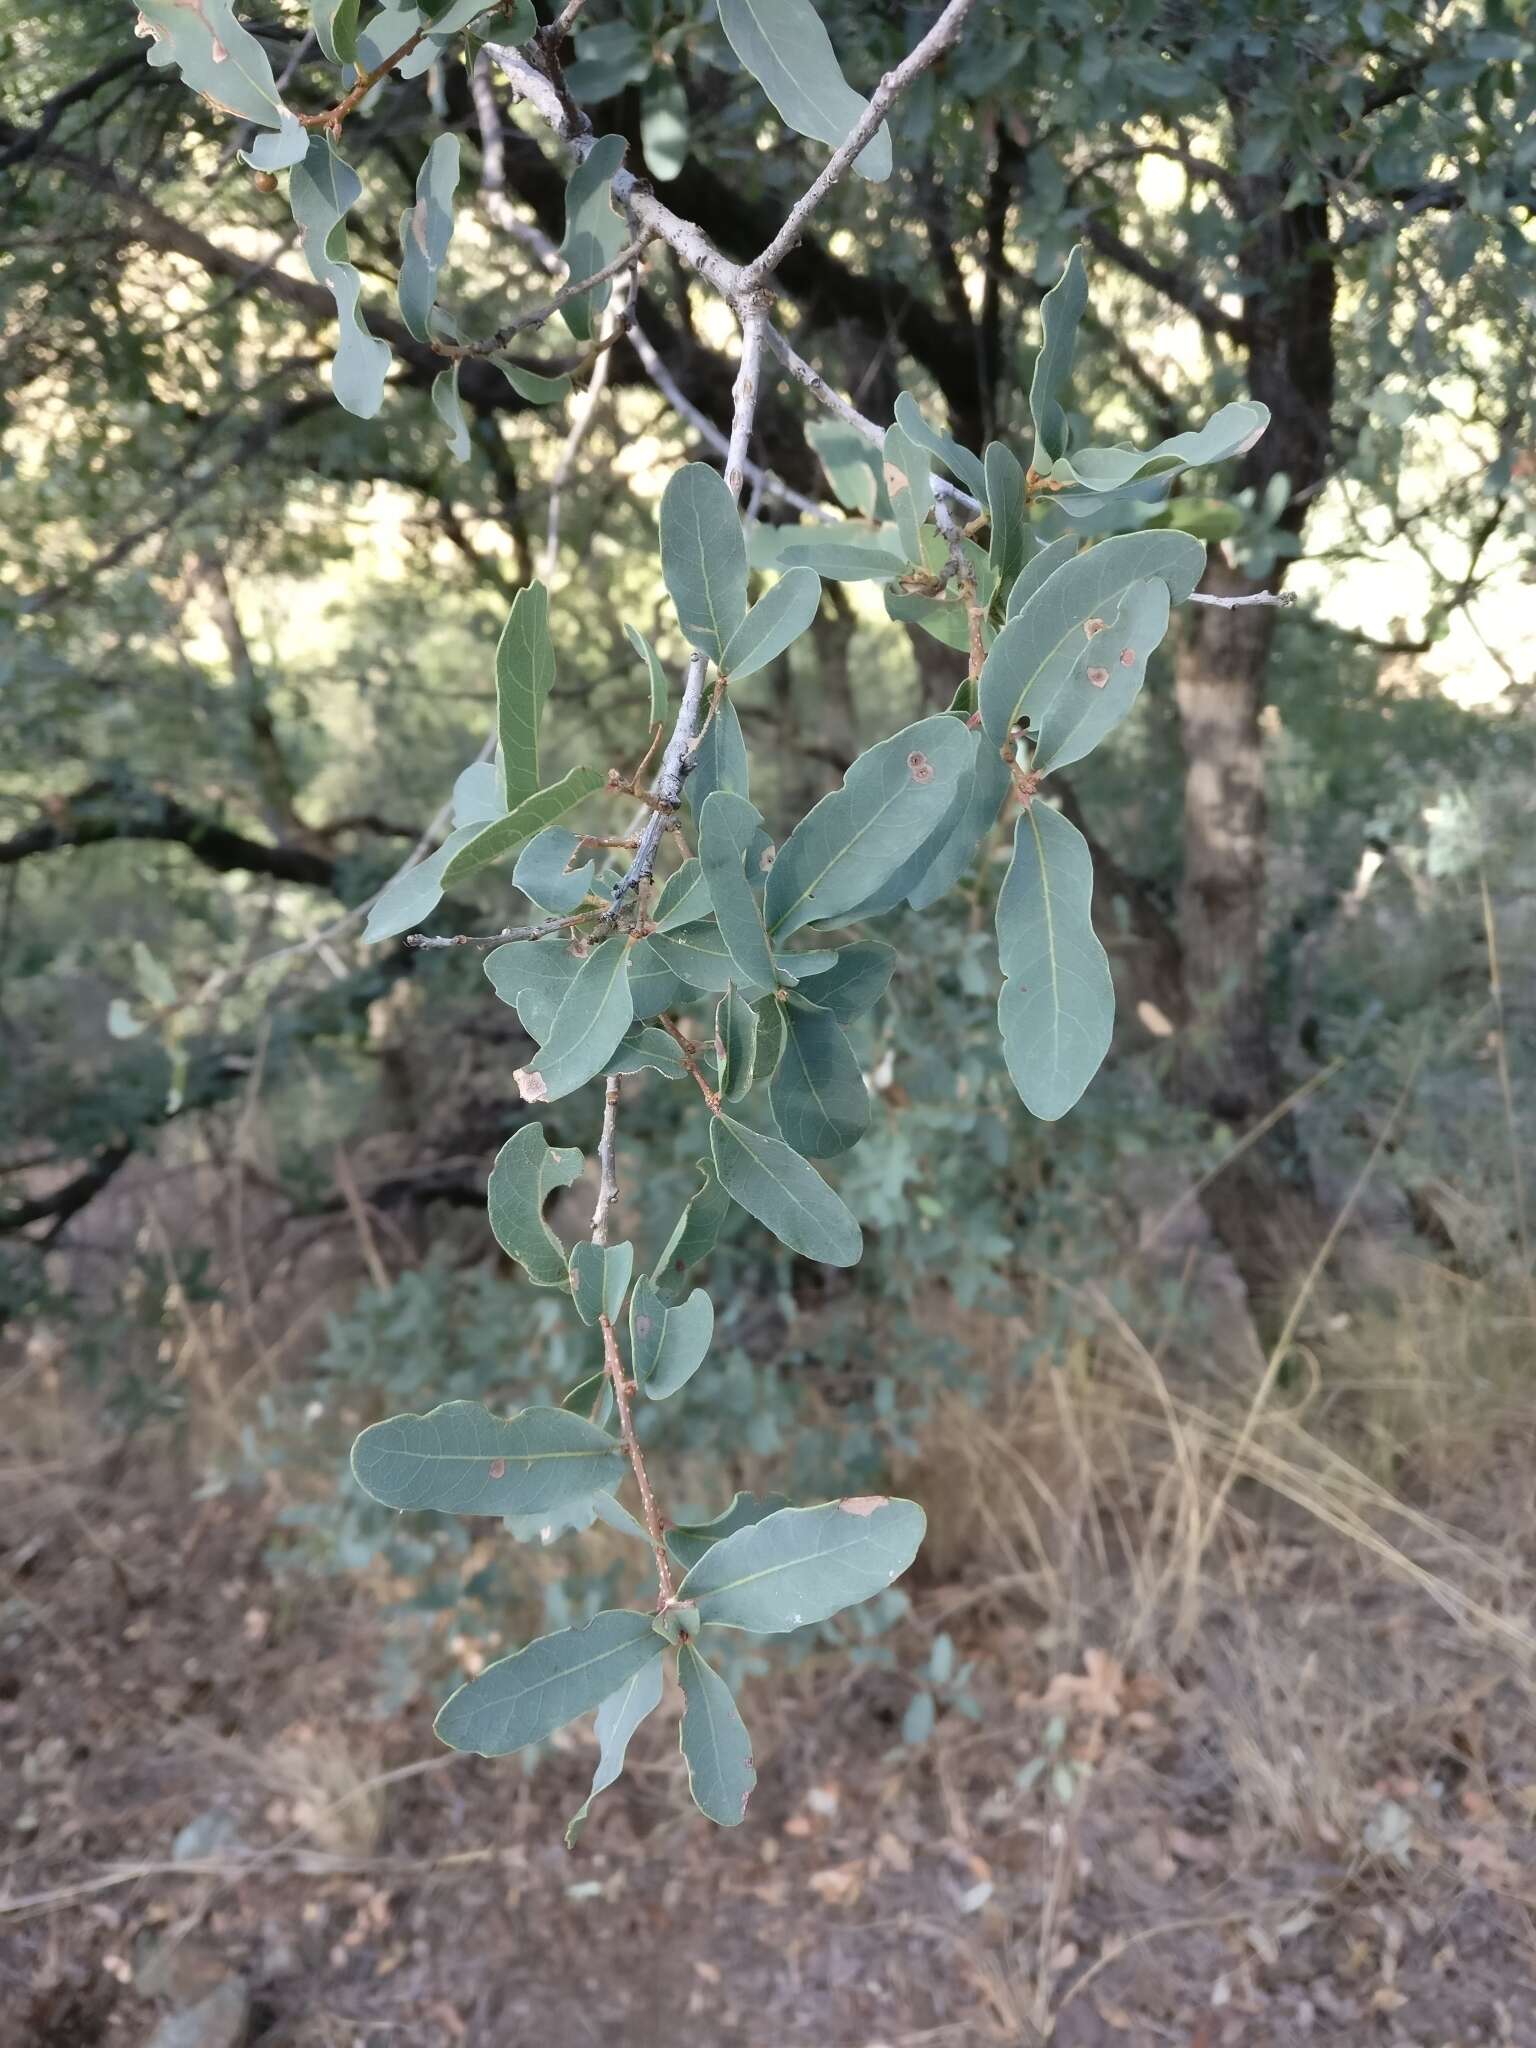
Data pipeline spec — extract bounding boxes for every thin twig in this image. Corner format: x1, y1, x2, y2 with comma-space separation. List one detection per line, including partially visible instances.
602, 309, 769, 915
541, 271, 633, 576
659, 1015, 722, 1114
404, 908, 596, 951
437, 236, 651, 360
627, 316, 832, 522
1187, 588, 1297, 610
742, 0, 981, 287
587, 1076, 677, 1602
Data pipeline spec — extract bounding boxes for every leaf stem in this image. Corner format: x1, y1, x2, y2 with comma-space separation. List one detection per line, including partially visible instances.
589, 1077, 677, 1602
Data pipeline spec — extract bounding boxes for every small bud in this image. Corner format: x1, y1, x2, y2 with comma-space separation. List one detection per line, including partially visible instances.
252, 170, 279, 195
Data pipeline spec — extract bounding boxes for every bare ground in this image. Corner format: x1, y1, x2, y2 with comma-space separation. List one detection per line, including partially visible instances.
5, 1356, 1536, 2048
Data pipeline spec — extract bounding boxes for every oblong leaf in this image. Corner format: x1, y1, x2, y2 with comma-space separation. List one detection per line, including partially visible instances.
436, 1611, 663, 1756
980, 533, 1205, 746
519, 935, 634, 1102
629, 1277, 714, 1399
362, 822, 482, 942
431, 362, 471, 462
751, 992, 787, 1085
1030, 578, 1171, 775
514, 828, 594, 914
661, 463, 749, 665
651, 922, 762, 997
1004, 533, 1080, 620
565, 1654, 665, 1846
485, 937, 583, 1038
778, 532, 906, 582
569, 1240, 634, 1326
906, 731, 1011, 912
397, 132, 460, 343
685, 697, 750, 818
716, 984, 758, 1102
678, 1642, 756, 1826
883, 423, 932, 564
720, 567, 823, 679
441, 765, 605, 885
623, 622, 670, 726
996, 802, 1113, 1120
350, 1399, 621, 1517
487, 1122, 584, 1286
893, 391, 988, 502
626, 937, 692, 1020
765, 714, 975, 939
699, 792, 778, 992
665, 1492, 792, 1574
709, 1114, 861, 1266
496, 581, 556, 805
559, 133, 627, 342
677, 1497, 926, 1632
651, 859, 712, 934
611, 1024, 689, 1081
984, 441, 1029, 600
288, 135, 390, 419
1029, 245, 1088, 468
768, 998, 869, 1158
1046, 401, 1271, 494
717, 0, 890, 182
652, 1161, 731, 1302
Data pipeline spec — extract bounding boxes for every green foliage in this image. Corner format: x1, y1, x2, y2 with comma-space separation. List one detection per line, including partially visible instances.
674, 1498, 926, 1633
716, 0, 891, 182
677, 1641, 756, 1825
351, 1399, 623, 1518
996, 803, 1115, 1122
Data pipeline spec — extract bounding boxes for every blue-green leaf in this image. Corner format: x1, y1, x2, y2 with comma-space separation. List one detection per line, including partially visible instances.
699, 793, 778, 992
806, 423, 885, 518
906, 731, 1010, 911
559, 134, 627, 341
362, 822, 483, 942
665, 1492, 791, 1574
652, 1162, 731, 1301
611, 1024, 689, 1081
514, 828, 595, 914
487, 1122, 584, 1286
640, 69, 689, 181
1030, 578, 1170, 775
453, 759, 503, 827
1029, 245, 1088, 468
1004, 534, 1080, 620
569, 1240, 634, 1326
883, 423, 931, 564
651, 922, 764, 998
519, 936, 634, 1102
650, 860, 712, 934
565, 1655, 665, 1847
765, 714, 975, 939
310, 0, 361, 65
686, 697, 750, 817
139, 0, 304, 163
984, 442, 1030, 599
626, 937, 691, 1020
997, 802, 1113, 1120
790, 940, 895, 1021
629, 1278, 714, 1399
716, 0, 890, 181
287, 136, 391, 418
893, 391, 988, 502
677, 1497, 925, 1632
768, 998, 868, 1158
661, 464, 749, 666
751, 992, 787, 1085
397, 133, 460, 342
716, 984, 758, 1102
351, 1400, 621, 1517
709, 1114, 861, 1266
493, 359, 573, 406
778, 530, 906, 582
623, 623, 670, 725
485, 937, 583, 1038
442, 766, 605, 886
496, 581, 556, 806
436, 1612, 664, 1757
1045, 402, 1270, 495
980, 533, 1205, 746
720, 567, 822, 679
678, 1642, 756, 1826
430, 362, 471, 462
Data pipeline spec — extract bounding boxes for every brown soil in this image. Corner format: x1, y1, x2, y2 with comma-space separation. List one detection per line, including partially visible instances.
4, 1401, 1536, 2048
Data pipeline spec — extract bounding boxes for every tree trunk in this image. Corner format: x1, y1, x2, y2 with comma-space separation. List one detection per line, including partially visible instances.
1172, 558, 1279, 1125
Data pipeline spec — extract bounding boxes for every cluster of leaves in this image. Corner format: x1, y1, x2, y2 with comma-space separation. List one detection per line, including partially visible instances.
135, 0, 1272, 1833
